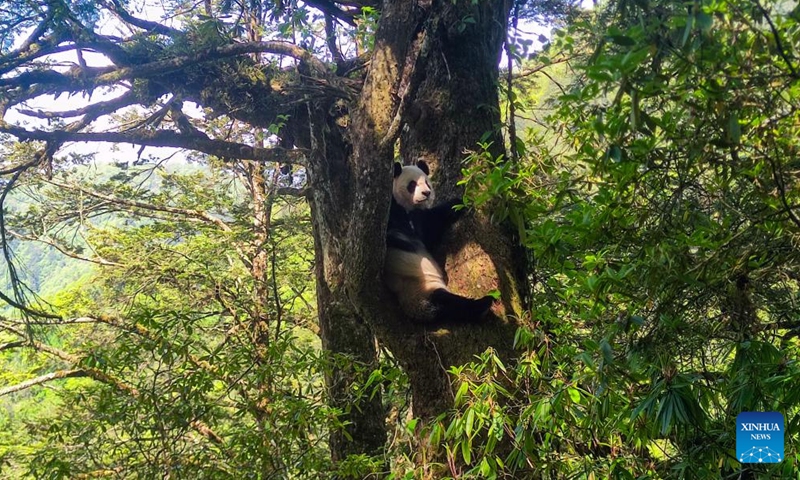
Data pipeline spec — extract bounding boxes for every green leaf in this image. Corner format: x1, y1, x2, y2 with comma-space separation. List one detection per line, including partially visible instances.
461, 439, 472, 464
491, 353, 507, 373
568, 387, 581, 403
430, 423, 443, 447
607, 34, 636, 46
607, 145, 622, 162
587, 66, 614, 82
455, 382, 469, 406
480, 457, 492, 477
600, 339, 614, 364
406, 418, 418, 435
696, 11, 713, 32
621, 48, 650, 71
681, 14, 695, 47
727, 113, 741, 144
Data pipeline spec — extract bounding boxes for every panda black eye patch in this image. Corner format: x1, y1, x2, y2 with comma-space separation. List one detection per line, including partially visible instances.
407, 181, 417, 193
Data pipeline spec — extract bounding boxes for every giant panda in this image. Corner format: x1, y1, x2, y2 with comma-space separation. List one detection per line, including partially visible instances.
384, 160, 495, 323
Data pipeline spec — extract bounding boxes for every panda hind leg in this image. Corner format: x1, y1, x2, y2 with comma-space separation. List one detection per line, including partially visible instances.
429, 288, 494, 323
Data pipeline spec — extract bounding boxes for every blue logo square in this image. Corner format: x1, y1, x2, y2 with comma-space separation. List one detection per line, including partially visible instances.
736, 411, 784, 463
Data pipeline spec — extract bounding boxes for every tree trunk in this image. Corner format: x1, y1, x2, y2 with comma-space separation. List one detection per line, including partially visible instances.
394, 0, 527, 418
305, 102, 388, 463
305, 0, 525, 465
345, 0, 524, 418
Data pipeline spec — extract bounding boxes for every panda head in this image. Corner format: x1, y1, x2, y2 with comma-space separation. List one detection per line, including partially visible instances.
393, 160, 435, 211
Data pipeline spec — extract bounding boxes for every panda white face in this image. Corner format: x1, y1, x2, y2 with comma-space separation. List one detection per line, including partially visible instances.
393, 162, 435, 211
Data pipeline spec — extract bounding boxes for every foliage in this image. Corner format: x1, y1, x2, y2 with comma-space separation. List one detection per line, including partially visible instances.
0, 158, 337, 478
444, 0, 800, 476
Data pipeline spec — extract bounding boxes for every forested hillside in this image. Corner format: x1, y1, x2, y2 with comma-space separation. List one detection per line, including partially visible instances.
1, 161, 211, 303
1, 0, 798, 478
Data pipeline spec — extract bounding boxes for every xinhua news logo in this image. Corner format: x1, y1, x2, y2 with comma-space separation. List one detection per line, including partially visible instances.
736, 411, 784, 464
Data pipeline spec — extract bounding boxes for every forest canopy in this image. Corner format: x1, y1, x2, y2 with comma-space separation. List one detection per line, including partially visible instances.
1, 0, 799, 478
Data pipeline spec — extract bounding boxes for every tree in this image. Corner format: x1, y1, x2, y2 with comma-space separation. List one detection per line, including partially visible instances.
0, 0, 546, 471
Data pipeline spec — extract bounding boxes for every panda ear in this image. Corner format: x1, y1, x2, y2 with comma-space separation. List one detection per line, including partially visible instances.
393, 162, 403, 178
416, 160, 430, 175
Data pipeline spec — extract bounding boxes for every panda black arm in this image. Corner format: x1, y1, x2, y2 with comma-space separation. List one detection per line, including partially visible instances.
433, 198, 466, 222
413, 198, 467, 248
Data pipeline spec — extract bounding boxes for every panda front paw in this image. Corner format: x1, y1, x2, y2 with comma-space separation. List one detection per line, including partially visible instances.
442, 198, 465, 214
476, 295, 496, 317
433, 198, 468, 225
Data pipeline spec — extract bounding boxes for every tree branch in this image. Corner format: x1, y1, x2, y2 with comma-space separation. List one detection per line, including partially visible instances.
0, 315, 97, 326
0, 324, 79, 362
0, 319, 227, 448
100, 0, 182, 37
45, 178, 233, 232
276, 187, 310, 197
169, 102, 208, 138
6, 229, 124, 267
752, 0, 799, 79
0, 340, 26, 352
765, 150, 800, 230
1, 41, 330, 94
325, 14, 346, 68
95, 41, 330, 81
0, 369, 87, 396
16, 7, 56, 54
304, 0, 358, 26
15, 90, 136, 119
0, 39, 77, 76
511, 56, 571, 79
379, 21, 432, 151
1, 124, 307, 165
0, 157, 41, 176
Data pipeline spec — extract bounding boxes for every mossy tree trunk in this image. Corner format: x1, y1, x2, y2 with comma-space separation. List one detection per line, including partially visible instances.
303, 0, 525, 463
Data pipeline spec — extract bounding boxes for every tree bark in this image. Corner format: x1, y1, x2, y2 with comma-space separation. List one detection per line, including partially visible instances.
306, 102, 388, 462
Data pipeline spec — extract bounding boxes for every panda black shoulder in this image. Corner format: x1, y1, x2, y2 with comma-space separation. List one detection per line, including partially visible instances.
388, 197, 414, 235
